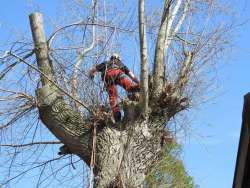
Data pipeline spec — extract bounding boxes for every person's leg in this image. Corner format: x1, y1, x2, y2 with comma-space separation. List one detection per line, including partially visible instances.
118, 76, 140, 92
107, 84, 121, 122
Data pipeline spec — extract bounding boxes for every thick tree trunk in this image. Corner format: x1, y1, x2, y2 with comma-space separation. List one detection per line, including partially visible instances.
95, 116, 164, 187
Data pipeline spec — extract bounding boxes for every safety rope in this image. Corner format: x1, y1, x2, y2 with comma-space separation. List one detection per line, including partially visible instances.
89, 1, 98, 185
110, 26, 117, 52
89, 122, 97, 188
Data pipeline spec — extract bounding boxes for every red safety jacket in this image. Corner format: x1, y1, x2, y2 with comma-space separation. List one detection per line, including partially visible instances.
96, 59, 129, 85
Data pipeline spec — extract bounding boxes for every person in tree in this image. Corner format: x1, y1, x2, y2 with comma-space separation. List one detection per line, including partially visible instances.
89, 53, 140, 122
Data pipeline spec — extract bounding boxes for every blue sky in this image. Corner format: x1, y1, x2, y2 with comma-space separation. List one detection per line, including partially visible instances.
0, 0, 250, 188
182, 1, 250, 187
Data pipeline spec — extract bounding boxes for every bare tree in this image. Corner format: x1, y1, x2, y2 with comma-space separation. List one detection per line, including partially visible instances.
0, 0, 235, 187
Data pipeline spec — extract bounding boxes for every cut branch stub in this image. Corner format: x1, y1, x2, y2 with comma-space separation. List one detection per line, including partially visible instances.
29, 12, 53, 86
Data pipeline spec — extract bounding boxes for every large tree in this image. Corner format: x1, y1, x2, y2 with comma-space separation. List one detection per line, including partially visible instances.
0, 0, 233, 187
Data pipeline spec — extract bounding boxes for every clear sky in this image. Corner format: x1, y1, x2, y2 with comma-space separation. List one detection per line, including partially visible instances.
182, 1, 250, 187
0, 1, 250, 188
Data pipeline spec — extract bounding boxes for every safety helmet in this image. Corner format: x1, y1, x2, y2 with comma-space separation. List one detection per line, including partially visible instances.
110, 53, 121, 61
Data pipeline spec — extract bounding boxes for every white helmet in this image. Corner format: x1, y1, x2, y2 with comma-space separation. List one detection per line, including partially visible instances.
110, 53, 121, 61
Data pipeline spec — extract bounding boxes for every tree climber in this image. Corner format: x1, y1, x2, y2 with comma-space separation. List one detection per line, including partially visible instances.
88, 53, 140, 122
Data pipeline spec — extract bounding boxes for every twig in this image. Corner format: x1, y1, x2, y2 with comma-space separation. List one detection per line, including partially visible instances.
0, 141, 61, 148
3, 156, 65, 185
8, 52, 92, 113
0, 51, 10, 59
48, 21, 135, 47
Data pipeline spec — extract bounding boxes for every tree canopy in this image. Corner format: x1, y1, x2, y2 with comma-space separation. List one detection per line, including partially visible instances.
0, 0, 237, 187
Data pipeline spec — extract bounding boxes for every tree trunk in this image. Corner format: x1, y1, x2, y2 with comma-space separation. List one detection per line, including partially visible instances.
138, 0, 149, 116
95, 117, 164, 187
29, 13, 53, 86
152, 0, 172, 98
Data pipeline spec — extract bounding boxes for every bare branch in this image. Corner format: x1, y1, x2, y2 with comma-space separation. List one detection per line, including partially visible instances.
71, 0, 98, 111
29, 13, 53, 86
0, 50, 34, 80
0, 51, 10, 59
48, 21, 135, 48
165, 0, 183, 49
138, 0, 149, 116
172, 0, 190, 39
175, 51, 194, 95
0, 105, 34, 130
0, 141, 61, 148
152, 0, 172, 97
8, 52, 91, 112
3, 156, 65, 185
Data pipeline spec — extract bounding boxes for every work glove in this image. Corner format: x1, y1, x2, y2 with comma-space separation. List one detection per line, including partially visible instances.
88, 72, 94, 80
133, 77, 140, 84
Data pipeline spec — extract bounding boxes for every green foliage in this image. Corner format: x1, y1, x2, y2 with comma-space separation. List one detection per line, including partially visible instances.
146, 143, 198, 188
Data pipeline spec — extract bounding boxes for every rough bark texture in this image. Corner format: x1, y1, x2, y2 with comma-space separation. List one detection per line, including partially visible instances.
36, 86, 92, 162
30, 12, 189, 188
95, 116, 164, 187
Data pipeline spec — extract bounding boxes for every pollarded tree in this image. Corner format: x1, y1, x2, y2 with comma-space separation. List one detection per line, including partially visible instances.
0, 0, 234, 187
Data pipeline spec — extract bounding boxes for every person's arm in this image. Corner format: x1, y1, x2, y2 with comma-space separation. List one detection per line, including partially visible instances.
120, 61, 140, 84
88, 62, 105, 79
88, 67, 97, 80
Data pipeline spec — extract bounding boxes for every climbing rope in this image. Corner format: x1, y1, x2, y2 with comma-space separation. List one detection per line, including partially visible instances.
89, 122, 97, 188
88, 2, 119, 185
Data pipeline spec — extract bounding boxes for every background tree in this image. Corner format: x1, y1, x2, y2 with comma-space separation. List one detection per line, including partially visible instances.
146, 143, 197, 188
0, 0, 235, 187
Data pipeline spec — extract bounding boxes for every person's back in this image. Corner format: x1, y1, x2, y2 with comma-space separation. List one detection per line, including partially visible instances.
95, 56, 130, 82
89, 53, 140, 122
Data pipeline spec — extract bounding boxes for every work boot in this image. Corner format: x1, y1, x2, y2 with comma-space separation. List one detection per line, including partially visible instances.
58, 145, 72, 155
113, 111, 121, 122
127, 92, 140, 101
